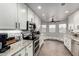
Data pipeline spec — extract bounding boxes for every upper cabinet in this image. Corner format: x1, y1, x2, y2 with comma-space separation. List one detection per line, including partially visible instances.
68, 10, 79, 32
0, 3, 41, 30
34, 14, 41, 31
28, 8, 34, 22
17, 4, 28, 30
0, 3, 17, 29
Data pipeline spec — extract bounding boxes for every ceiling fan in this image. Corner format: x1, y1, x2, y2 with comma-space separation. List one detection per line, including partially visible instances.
50, 18, 62, 23
61, 3, 66, 6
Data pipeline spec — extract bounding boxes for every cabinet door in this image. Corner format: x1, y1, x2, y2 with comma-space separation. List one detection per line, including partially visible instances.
25, 47, 28, 56
71, 41, 79, 56
20, 48, 25, 56
17, 4, 28, 30
26, 43, 33, 56
34, 15, 41, 31
14, 48, 25, 56
0, 3, 17, 29
28, 8, 34, 22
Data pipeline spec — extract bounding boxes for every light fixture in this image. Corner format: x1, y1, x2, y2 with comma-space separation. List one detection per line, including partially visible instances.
37, 6, 42, 10
65, 10, 69, 13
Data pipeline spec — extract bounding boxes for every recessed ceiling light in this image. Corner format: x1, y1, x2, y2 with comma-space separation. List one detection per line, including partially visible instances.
65, 11, 69, 13
37, 6, 42, 10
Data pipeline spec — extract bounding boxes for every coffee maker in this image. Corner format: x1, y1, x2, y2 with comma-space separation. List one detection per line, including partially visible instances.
0, 33, 10, 53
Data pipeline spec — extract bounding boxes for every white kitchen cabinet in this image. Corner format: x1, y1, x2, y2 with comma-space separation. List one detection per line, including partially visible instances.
0, 3, 17, 29
34, 14, 41, 31
28, 7, 41, 31
68, 10, 79, 31
25, 43, 33, 56
71, 40, 79, 56
25, 47, 28, 56
28, 8, 34, 22
17, 4, 28, 30
14, 48, 25, 56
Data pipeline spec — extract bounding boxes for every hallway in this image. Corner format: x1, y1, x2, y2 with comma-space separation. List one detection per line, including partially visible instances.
38, 40, 72, 56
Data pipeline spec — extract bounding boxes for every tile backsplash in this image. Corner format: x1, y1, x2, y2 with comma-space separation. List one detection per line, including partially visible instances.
0, 30, 22, 38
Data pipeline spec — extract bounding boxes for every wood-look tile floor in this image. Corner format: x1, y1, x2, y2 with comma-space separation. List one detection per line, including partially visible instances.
38, 40, 72, 56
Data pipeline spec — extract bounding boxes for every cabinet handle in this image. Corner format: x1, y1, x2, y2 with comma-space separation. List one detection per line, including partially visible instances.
15, 22, 17, 29
19, 23, 20, 29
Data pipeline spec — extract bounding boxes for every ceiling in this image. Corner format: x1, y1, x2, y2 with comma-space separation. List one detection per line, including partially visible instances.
27, 3, 79, 22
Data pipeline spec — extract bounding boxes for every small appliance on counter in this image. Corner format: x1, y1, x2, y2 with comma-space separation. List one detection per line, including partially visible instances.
0, 33, 10, 53
6, 37, 16, 45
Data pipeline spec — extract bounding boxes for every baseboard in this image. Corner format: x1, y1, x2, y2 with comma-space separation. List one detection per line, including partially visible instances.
45, 39, 64, 43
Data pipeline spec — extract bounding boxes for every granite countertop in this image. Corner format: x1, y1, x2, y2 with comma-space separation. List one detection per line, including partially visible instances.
0, 40, 32, 56
68, 34, 79, 42
72, 36, 79, 42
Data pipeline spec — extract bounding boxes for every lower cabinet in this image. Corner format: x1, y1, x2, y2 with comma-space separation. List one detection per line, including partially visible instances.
25, 43, 33, 56
71, 40, 79, 56
14, 43, 33, 56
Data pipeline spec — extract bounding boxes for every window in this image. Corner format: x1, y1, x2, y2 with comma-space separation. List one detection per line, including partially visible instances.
74, 24, 79, 30
49, 25, 56, 33
41, 25, 46, 32
59, 24, 66, 33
